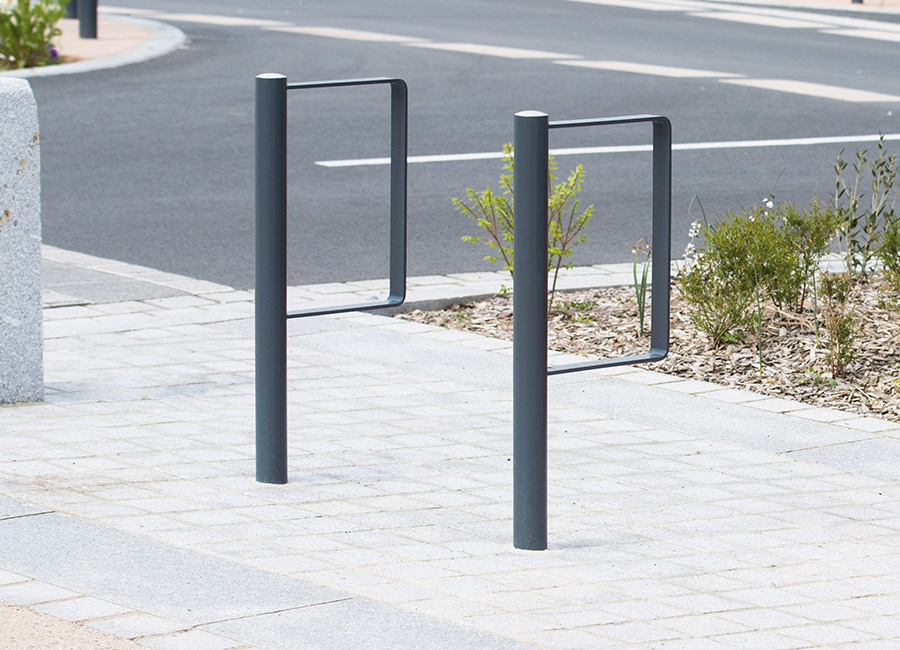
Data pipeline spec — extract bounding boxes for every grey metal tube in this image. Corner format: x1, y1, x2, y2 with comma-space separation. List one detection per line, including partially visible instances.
650, 118, 672, 358
512, 111, 549, 551
389, 81, 408, 304
255, 74, 289, 484
79, 0, 97, 39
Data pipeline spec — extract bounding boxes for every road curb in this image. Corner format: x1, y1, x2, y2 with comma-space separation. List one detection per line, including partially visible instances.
0, 16, 185, 79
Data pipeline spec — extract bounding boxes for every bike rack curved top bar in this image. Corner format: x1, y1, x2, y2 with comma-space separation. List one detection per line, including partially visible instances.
285, 77, 408, 318
547, 114, 671, 375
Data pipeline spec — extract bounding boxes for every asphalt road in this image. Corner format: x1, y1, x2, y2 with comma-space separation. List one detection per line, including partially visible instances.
29, 0, 900, 288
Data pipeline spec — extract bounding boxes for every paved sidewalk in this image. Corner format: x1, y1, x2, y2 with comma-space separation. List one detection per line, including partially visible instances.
3, 247, 900, 649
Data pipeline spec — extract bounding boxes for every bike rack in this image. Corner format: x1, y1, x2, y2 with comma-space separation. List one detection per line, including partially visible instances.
255, 74, 408, 484
513, 111, 672, 550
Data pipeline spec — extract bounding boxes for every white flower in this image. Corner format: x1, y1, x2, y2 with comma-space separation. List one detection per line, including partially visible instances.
687, 220, 702, 239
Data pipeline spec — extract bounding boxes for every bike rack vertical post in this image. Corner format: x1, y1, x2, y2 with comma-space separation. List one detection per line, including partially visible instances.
255, 73, 289, 485
513, 111, 550, 551
79, 0, 98, 39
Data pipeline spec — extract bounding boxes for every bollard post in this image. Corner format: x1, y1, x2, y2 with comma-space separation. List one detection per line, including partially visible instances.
512, 111, 549, 551
255, 73, 289, 484
0, 79, 44, 404
65, 0, 77, 19
79, 0, 97, 39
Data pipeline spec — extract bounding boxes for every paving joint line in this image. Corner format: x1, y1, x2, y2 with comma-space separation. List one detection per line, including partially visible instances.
0, 511, 54, 522
194, 597, 357, 628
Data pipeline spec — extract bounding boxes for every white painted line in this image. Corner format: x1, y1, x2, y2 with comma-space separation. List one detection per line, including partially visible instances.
316, 133, 900, 168
403, 42, 581, 59
566, 0, 695, 10
99, 7, 159, 15
722, 78, 900, 102
151, 13, 289, 27
672, 133, 900, 151
556, 59, 743, 78
265, 26, 428, 42
690, 11, 829, 28
820, 28, 900, 43
318, 151, 507, 167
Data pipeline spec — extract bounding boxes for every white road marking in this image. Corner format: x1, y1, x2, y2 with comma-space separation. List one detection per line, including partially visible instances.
565, 0, 696, 10
316, 133, 900, 168
151, 13, 289, 27
690, 12, 829, 28
265, 26, 428, 42
722, 78, 900, 102
556, 59, 743, 78
404, 42, 581, 59
99, 7, 159, 15
820, 28, 900, 43
318, 151, 507, 167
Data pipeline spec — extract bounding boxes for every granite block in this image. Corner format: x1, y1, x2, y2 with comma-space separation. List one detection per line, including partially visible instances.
0, 78, 43, 403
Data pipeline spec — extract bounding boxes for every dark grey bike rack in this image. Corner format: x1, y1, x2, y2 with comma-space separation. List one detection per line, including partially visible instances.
513, 111, 672, 550
255, 73, 407, 484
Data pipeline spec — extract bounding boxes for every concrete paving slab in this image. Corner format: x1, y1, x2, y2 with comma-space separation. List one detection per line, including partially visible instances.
0, 511, 347, 625
0, 494, 52, 520
785, 437, 900, 482
205, 598, 536, 650
0, 504, 537, 649
43, 259, 188, 304
2, 245, 898, 649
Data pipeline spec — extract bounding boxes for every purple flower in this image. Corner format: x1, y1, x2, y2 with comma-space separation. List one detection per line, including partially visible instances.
48, 47, 58, 60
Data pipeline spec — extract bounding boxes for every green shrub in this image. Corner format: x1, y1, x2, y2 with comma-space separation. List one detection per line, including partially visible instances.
819, 272, 857, 377
676, 211, 759, 347
0, 0, 66, 70
775, 198, 841, 311
832, 136, 899, 278
454, 143, 593, 308
676, 198, 839, 348
876, 211, 900, 295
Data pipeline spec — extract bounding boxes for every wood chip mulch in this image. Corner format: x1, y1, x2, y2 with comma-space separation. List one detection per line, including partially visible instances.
397, 280, 900, 422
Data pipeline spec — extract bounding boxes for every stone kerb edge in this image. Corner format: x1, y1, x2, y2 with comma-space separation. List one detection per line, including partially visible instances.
0, 78, 43, 403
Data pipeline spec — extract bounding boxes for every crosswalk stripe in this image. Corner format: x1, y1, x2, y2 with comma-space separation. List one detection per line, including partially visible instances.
556, 60, 743, 78
722, 78, 900, 102
689, 12, 829, 28
404, 42, 581, 59
151, 13, 289, 27
820, 28, 900, 43
265, 26, 428, 42
565, 0, 697, 10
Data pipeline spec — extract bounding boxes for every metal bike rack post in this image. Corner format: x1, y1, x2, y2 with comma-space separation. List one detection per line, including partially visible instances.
79, 0, 98, 39
254, 73, 408, 484
513, 111, 672, 550
256, 74, 289, 485
513, 112, 551, 551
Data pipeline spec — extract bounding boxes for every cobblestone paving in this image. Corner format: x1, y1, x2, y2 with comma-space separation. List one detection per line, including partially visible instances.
4, 271, 900, 648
